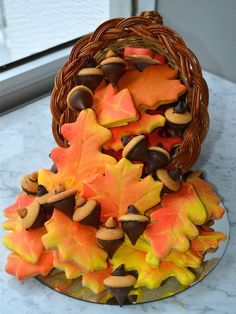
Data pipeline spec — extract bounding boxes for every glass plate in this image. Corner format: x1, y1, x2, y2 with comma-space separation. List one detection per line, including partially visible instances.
36, 203, 229, 305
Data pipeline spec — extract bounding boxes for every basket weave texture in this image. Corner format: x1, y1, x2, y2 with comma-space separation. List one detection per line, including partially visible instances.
50, 11, 209, 173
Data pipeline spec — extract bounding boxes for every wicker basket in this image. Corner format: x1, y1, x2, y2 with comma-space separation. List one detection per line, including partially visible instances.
50, 11, 209, 173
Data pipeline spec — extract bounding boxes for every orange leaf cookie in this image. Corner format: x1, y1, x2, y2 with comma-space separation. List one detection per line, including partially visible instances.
83, 158, 163, 220
3, 194, 35, 232
148, 132, 183, 152
93, 83, 138, 127
145, 183, 207, 259
38, 109, 116, 191
187, 173, 225, 220
3, 227, 46, 264
104, 111, 165, 151
5, 251, 54, 280
118, 64, 186, 109
42, 210, 107, 272
53, 252, 83, 279
190, 230, 226, 257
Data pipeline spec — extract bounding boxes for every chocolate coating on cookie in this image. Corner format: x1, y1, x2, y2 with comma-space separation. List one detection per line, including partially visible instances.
67, 85, 93, 112
100, 57, 126, 86
17, 199, 53, 230
119, 205, 149, 245
47, 188, 77, 218
96, 217, 124, 258
104, 264, 136, 306
147, 146, 170, 174
73, 199, 101, 229
122, 135, 149, 163
77, 67, 104, 92
165, 104, 192, 131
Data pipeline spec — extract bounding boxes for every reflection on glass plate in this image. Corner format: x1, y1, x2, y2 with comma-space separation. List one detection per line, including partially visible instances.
36, 204, 229, 305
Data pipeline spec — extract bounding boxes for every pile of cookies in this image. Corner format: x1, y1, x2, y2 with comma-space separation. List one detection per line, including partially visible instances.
2, 46, 226, 306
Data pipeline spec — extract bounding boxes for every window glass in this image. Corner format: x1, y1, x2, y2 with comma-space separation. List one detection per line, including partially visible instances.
0, 0, 109, 67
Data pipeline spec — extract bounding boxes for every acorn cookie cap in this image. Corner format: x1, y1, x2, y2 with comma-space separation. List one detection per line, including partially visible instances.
156, 168, 181, 192
17, 198, 53, 230
122, 135, 149, 164
73, 198, 101, 229
119, 205, 149, 245
147, 146, 170, 174
21, 172, 38, 195
67, 85, 93, 112
77, 67, 104, 92
100, 56, 126, 86
96, 217, 124, 258
104, 264, 136, 306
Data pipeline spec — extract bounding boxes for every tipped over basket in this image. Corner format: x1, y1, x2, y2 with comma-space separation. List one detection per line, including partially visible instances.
50, 11, 209, 173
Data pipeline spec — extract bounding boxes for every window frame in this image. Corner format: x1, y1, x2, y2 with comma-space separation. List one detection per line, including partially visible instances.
0, 0, 140, 114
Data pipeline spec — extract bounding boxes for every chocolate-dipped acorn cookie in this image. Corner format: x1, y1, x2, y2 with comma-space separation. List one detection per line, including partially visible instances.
67, 85, 93, 112
17, 194, 53, 230
100, 57, 126, 86
165, 101, 192, 135
21, 172, 38, 195
77, 68, 104, 92
122, 135, 149, 164
147, 145, 170, 174
119, 205, 149, 245
156, 168, 181, 193
46, 187, 77, 218
73, 198, 101, 229
104, 264, 137, 306
96, 217, 124, 258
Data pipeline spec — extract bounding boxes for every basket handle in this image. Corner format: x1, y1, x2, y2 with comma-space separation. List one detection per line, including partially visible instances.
140, 11, 163, 25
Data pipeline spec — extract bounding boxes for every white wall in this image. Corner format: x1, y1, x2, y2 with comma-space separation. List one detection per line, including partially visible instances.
157, 0, 236, 82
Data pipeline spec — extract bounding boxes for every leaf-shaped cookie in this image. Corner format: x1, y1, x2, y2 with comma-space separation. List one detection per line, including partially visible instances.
82, 266, 113, 293
145, 183, 207, 259
93, 83, 138, 127
190, 230, 226, 257
104, 111, 166, 151
111, 243, 195, 289
118, 64, 186, 109
164, 249, 201, 268
187, 174, 225, 220
42, 210, 107, 272
38, 268, 74, 291
147, 132, 183, 152
83, 158, 163, 220
5, 252, 53, 280
3, 227, 45, 264
53, 252, 83, 279
3, 194, 35, 232
38, 109, 116, 191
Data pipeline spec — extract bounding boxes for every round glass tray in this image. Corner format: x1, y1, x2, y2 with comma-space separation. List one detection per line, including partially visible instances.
36, 204, 229, 305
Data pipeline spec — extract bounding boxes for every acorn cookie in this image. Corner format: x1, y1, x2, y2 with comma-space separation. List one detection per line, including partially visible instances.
67, 85, 94, 112
21, 172, 38, 195
104, 264, 137, 306
73, 198, 101, 229
96, 217, 124, 258
119, 205, 149, 245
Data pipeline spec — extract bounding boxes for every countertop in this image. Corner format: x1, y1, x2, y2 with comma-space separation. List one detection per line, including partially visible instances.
0, 71, 235, 314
